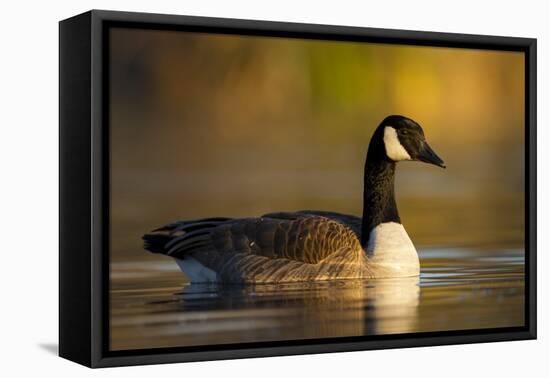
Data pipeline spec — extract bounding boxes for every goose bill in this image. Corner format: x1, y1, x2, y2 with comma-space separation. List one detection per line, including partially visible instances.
417, 141, 446, 168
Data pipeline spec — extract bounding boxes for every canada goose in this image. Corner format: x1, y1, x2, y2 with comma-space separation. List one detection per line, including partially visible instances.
143, 115, 445, 283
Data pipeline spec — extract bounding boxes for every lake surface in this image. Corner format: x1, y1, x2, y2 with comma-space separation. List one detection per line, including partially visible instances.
109, 248, 524, 351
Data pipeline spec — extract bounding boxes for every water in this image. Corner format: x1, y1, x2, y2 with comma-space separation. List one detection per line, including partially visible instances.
109, 248, 524, 351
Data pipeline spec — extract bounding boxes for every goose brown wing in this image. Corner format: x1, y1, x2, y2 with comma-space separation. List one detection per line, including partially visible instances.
262, 210, 362, 238
208, 216, 360, 265
144, 214, 365, 283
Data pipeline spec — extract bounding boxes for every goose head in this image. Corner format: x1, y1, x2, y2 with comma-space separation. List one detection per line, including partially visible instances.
376, 115, 446, 168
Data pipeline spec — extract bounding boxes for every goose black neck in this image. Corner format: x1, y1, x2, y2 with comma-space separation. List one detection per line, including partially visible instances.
360, 153, 401, 247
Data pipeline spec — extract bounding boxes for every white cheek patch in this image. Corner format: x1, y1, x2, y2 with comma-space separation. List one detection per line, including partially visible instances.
383, 126, 411, 161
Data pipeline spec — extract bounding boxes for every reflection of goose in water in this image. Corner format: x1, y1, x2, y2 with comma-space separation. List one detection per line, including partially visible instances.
143, 115, 445, 283
173, 276, 420, 338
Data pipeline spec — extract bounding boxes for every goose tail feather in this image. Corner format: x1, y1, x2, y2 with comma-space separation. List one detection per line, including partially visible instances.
142, 217, 231, 258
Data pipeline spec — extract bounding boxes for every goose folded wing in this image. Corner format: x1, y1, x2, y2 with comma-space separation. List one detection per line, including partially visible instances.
187, 216, 361, 266
262, 210, 362, 237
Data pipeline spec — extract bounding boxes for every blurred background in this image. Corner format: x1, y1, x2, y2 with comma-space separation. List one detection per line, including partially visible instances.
109, 27, 525, 263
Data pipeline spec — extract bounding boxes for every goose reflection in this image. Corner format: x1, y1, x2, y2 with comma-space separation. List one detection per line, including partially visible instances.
171, 276, 420, 339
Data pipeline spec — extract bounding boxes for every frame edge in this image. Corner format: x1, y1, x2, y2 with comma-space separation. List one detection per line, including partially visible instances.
59, 11, 94, 367
526, 38, 537, 340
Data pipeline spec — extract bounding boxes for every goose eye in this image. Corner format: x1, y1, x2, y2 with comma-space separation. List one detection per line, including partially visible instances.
400, 129, 408, 135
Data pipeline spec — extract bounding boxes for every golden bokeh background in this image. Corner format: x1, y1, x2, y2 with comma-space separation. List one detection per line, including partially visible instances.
109, 28, 525, 262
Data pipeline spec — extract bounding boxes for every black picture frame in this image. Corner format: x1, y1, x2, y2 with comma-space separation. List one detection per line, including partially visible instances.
59, 9, 537, 368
